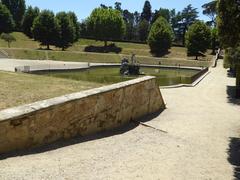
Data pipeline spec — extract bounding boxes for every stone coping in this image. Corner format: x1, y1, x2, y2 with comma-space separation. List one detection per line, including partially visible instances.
0, 76, 156, 122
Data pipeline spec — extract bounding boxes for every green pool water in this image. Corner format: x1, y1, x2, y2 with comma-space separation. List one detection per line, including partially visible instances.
41, 67, 200, 86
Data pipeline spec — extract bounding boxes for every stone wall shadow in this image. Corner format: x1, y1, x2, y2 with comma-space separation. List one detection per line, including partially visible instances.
228, 137, 240, 180
227, 86, 240, 105
0, 110, 162, 160
84, 43, 122, 54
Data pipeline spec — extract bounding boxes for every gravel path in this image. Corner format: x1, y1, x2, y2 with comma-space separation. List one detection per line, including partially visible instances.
0, 59, 239, 180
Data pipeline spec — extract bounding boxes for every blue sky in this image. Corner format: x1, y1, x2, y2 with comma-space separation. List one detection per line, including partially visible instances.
25, 0, 210, 22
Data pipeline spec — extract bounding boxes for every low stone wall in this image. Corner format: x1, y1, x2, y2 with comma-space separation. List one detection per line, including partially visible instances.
0, 76, 165, 154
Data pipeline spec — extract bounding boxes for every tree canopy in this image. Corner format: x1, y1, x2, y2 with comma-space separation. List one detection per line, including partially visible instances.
1, 0, 26, 30
185, 21, 211, 59
87, 7, 125, 46
55, 12, 75, 50
22, 6, 39, 38
141, 0, 152, 22
0, 3, 14, 33
148, 17, 174, 56
0, 33, 16, 47
202, 0, 217, 26
32, 10, 58, 49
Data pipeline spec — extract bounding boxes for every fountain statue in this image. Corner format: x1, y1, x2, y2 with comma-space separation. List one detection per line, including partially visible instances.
120, 54, 140, 75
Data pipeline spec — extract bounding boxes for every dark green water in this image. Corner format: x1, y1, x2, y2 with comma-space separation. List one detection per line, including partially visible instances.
42, 67, 200, 86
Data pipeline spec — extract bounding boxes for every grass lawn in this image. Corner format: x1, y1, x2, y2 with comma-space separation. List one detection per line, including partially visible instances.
0, 71, 102, 110
0, 32, 213, 67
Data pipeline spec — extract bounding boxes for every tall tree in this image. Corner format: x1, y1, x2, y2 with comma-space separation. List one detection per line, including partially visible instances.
68, 12, 79, 42
185, 21, 211, 60
87, 8, 125, 46
0, 3, 15, 33
202, 1, 217, 26
1, 0, 26, 30
141, 0, 152, 22
217, 0, 240, 97
123, 10, 135, 40
32, 10, 58, 50
22, 6, 39, 38
114, 2, 122, 12
152, 8, 171, 24
138, 19, 149, 42
55, 12, 75, 50
181, 4, 199, 45
148, 17, 174, 56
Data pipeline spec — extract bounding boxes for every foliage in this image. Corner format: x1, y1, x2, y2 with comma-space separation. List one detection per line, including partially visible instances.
32, 10, 58, 49
1, 0, 26, 30
68, 12, 80, 42
152, 8, 170, 24
87, 7, 125, 46
185, 21, 211, 59
123, 10, 135, 40
138, 19, 149, 42
217, 0, 240, 48
211, 27, 219, 54
202, 0, 217, 26
224, 47, 240, 69
55, 12, 75, 50
22, 6, 39, 38
181, 4, 199, 45
148, 17, 174, 56
0, 3, 14, 33
0, 33, 16, 47
141, 0, 152, 22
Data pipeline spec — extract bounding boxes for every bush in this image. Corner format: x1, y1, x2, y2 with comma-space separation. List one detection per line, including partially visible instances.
185, 21, 211, 60
147, 16, 173, 56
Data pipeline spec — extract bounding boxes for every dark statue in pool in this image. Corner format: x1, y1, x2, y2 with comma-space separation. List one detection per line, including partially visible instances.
120, 54, 140, 75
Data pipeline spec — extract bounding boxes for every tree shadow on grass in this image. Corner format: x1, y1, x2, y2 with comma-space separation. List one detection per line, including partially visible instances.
226, 86, 240, 105
151, 50, 170, 57
84, 43, 122, 54
0, 110, 163, 160
228, 137, 240, 180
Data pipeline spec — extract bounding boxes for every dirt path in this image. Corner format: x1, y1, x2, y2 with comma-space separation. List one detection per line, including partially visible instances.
0, 59, 239, 180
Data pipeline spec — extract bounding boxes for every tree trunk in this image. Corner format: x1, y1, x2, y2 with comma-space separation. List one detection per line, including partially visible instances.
195, 55, 198, 60
104, 40, 107, 47
47, 44, 50, 50
236, 64, 240, 98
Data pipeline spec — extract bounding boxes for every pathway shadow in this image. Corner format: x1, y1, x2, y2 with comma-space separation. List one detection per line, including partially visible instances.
84, 43, 122, 54
227, 86, 240, 105
228, 137, 240, 180
0, 111, 162, 160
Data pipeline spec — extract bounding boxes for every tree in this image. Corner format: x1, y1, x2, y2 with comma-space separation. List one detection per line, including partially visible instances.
87, 8, 125, 46
55, 12, 75, 51
68, 12, 79, 41
0, 33, 16, 47
181, 4, 199, 45
217, 0, 240, 48
32, 10, 58, 50
141, 0, 152, 22
0, 3, 14, 33
217, 0, 240, 97
202, 1, 217, 27
185, 21, 211, 60
114, 2, 122, 12
22, 6, 39, 38
152, 8, 170, 24
148, 17, 174, 56
123, 10, 135, 40
211, 27, 219, 54
138, 19, 149, 42
1, 0, 26, 30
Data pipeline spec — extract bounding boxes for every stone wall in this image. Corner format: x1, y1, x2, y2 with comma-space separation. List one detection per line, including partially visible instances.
0, 76, 165, 154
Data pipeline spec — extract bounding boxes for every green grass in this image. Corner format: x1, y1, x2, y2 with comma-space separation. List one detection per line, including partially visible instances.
0, 71, 102, 110
0, 32, 213, 67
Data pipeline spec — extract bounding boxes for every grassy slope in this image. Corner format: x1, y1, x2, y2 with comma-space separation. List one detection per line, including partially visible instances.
0, 32, 213, 67
0, 71, 102, 110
